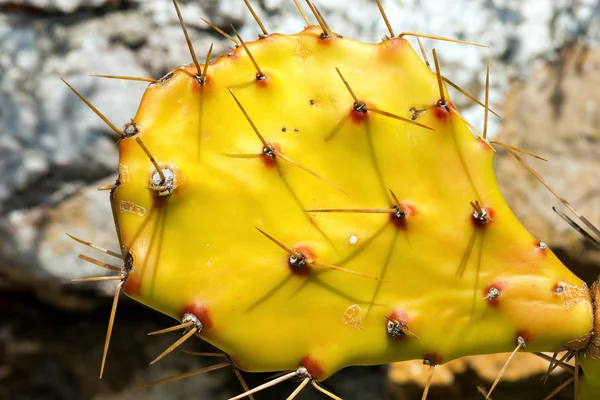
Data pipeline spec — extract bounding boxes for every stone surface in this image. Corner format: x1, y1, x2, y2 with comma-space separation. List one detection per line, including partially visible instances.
495, 43, 600, 281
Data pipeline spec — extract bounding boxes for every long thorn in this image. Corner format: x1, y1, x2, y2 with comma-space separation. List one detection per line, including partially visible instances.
417, 37, 430, 68
542, 376, 575, 400
243, 0, 268, 36
311, 2, 331, 34
483, 62, 490, 139
490, 140, 547, 161
431, 49, 445, 105
184, 351, 228, 357
221, 153, 264, 159
486, 339, 524, 399
61, 78, 124, 137
230, 25, 265, 79
228, 89, 268, 147
509, 150, 600, 237
553, 207, 600, 249
398, 32, 487, 47
306, 208, 394, 213
286, 377, 310, 400
273, 150, 348, 195
335, 67, 361, 104
139, 362, 231, 388
478, 386, 492, 400
309, 260, 387, 281
229, 370, 300, 400
233, 368, 256, 400
201, 18, 240, 46
172, 0, 201, 78
150, 327, 198, 365
292, 0, 310, 26
78, 254, 121, 273
100, 282, 121, 379
72, 276, 122, 282
365, 106, 433, 131
375, 0, 394, 38
305, 0, 330, 36
534, 352, 575, 374
255, 227, 300, 257
442, 76, 500, 118
389, 188, 401, 206
67, 233, 122, 259
421, 366, 435, 400
90, 74, 157, 83
544, 351, 572, 382
201, 43, 214, 83
135, 137, 166, 182
147, 321, 194, 336
574, 352, 579, 400
97, 184, 113, 191
311, 381, 342, 400
450, 108, 495, 151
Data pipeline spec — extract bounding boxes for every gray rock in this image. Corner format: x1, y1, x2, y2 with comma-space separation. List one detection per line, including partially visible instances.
0, 0, 117, 13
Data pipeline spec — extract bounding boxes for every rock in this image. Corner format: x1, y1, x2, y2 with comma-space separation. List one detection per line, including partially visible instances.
0, 176, 118, 309
0, 0, 119, 13
495, 43, 600, 276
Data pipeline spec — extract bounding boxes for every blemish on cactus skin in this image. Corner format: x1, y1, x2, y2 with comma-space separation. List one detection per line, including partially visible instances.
409, 107, 426, 121
120, 201, 146, 216
348, 234, 358, 245
342, 304, 363, 331
300, 355, 324, 380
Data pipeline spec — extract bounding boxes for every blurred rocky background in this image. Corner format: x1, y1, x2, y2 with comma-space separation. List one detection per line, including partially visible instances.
0, 0, 598, 399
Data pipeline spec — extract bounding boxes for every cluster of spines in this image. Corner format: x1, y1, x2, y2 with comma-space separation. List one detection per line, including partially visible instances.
61, 1, 600, 399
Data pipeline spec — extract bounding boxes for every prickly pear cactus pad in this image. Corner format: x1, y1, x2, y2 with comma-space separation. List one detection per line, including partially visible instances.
61, 2, 600, 398
108, 24, 593, 381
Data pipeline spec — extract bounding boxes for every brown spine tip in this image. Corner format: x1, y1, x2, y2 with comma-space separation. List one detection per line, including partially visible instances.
183, 302, 213, 331
300, 355, 324, 380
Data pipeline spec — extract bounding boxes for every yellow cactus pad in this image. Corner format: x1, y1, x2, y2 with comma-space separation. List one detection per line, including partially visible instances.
111, 27, 592, 380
